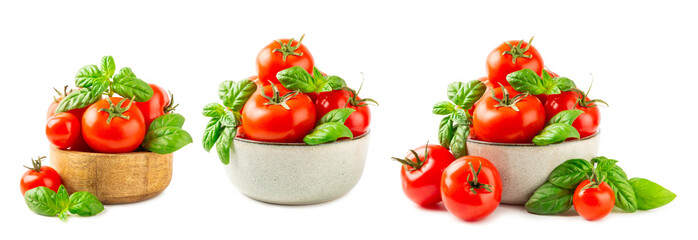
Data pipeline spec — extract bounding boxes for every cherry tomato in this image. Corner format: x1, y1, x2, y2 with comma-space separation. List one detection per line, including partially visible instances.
472, 86, 545, 143
573, 179, 615, 221
315, 89, 373, 137
393, 144, 456, 207
544, 90, 603, 138
256, 34, 314, 86
135, 83, 172, 130
82, 97, 146, 153
441, 156, 502, 221
486, 38, 544, 87
46, 112, 81, 149
20, 156, 62, 195
241, 84, 316, 143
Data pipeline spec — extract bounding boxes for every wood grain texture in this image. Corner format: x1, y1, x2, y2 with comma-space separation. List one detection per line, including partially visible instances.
49, 148, 173, 204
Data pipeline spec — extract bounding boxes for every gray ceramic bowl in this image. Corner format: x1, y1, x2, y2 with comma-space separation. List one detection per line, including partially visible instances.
225, 131, 370, 205
466, 132, 600, 205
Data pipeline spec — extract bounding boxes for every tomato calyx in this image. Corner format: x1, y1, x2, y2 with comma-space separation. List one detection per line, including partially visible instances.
491, 84, 529, 112
164, 91, 179, 113
502, 37, 534, 64
581, 168, 605, 190
52, 85, 71, 103
260, 81, 300, 110
573, 78, 609, 108
23, 156, 47, 172
98, 97, 136, 123
272, 34, 306, 61
392, 144, 430, 172
342, 75, 379, 108
466, 162, 493, 194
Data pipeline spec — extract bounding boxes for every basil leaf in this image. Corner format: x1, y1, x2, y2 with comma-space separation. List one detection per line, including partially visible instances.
142, 127, 193, 154
112, 67, 154, 102
447, 80, 486, 110
525, 182, 574, 215
216, 127, 235, 165
75, 64, 107, 88
449, 108, 469, 125
326, 75, 347, 90
304, 122, 353, 145
555, 77, 576, 92
203, 103, 227, 118
202, 118, 223, 152
149, 113, 185, 130
433, 101, 457, 115
548, 109, 584, 125
629, 178, 676, 210
219, 111, 239, 127
24, 186, 62, 216
438, 116, 454, 148
596, 158, 619, 173
219, 79, 257, 112
55, 88, 102, 113
319, 108, 356, 125
449, 125, 469, 158
507, 69, 548, 95
606, 167, 638, 212
532, 123, 580, 146
101, 56, 116, 78
68, 192, 104, 217
277, 66, 318, 93
59, 209, 69, 222
547, 159, 593, 189
55, 185, 70, 210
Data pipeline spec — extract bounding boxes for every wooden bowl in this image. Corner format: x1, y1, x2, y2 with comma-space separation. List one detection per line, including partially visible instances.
49, 147, 173, 204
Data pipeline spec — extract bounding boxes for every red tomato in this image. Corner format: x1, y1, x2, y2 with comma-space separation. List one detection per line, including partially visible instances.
544, 90, 602, 138
393, 144, 456, 207
441, 156, 502, 221
241, 84, 316, 143
20, 156, 62, 195
486, 38, 544, 87
135, 83, 171, 130
82, 97, 146, 153
46, 112, 81, 149
256, 34, 314, 86
573, 179, 615, 221
315, 89, 372, 137
472, 86, 545, 143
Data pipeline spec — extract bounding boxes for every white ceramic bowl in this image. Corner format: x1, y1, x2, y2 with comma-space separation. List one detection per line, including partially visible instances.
466, 132, 600, 205
225, 131, 370, 205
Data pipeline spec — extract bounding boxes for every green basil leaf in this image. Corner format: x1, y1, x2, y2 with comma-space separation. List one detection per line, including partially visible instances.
629, 178, 676, 210
55, 185, 70, 210
202, 118, 223, 152
203, 103, 227, 118
216, 127, 235, 165
304, 122, 353, 145
112, 67, 154, 102
595, 157, 619, 173
219, 110, 239, 127
449, 108, 470, 125
219, 79, 257, 112
24, 186, 62, 216
606, 167, 637, 212
449, 125, 469, 158
68, 192, 104, 217
532, 123, 580, 146
554, 77, 576, 92
548, 109, 584, 125
101, 56, 116, 78
541, 69, 552, 82
438, 116, 454, 149
75, 64, 108, 88
447, 80, 486, 110
319, 108, 356, 125
507, 69, 548, 95
142, 127, 193, 154
149, 113, 185, 130
547, 159, 593, 189
277, 66, 318, 93
55, 88, 102, 113
432, 101, 457, 115
525, 182, 574, 215
326, 75, 347, 90
58, 209, 69, 222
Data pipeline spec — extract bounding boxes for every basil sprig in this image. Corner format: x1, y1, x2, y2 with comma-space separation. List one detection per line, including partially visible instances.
56, 56, 154, 113
277, 66, 347, 93
526, 156, 675, 215
24, 185, 104, 222
202, 79, 257, 165
507, 69, 576, 95
433, 80, 486, 158
141, 113, 193, 154
532, 109, 583, 146
303, 108, 355, 145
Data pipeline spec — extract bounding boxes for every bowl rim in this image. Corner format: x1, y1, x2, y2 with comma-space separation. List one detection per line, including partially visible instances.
466, 130, 599, 147
233, 129, 370, 146
50, 147, 169, 157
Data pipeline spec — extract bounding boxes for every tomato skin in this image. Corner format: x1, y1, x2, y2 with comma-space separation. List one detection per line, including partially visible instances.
20, 166, 62, 195
82, 97, 146, 153
399, 144, 456, 207
486, 40, 544, 87
441, 156, 502, 221
472, 86, 545, 143
314, 90, 371, 137
573, 180, 615, 221
135, 84, 170, 130
241, 85, 316, 143
256, 38, 314, 86
46, 113, 81, 149
544, 91, 600, 138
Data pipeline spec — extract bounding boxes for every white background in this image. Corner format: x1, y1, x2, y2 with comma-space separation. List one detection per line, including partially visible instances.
1, 0, 696, 239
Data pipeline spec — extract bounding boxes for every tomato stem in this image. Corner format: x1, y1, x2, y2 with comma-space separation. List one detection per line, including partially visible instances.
573, 75, 609, 108
260, 80, 300, 110
272, 34, 306, 62
491, 83, 529, 112
502, 37, 534, 64
23, 156, 46, 172
164, 91, 179, 113
391, 141, 430, 172
98, 97, 135, 124
466, 162, 493, 194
